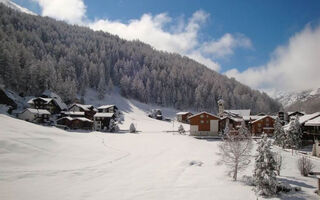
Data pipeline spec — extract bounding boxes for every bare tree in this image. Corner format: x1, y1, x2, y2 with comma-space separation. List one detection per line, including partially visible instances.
274, 152, 283, 176
218, 127, 253, 181
297, 156, 314, 176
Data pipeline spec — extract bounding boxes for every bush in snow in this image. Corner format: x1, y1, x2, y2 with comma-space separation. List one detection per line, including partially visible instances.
178, 125, 185, 134
129, 123, 136, 133
218, 123, 253, 181
253, 134, 278, 197
109, 119, 119, 133
297, 156, 314, 176
242, 175, 255, 186
273, 117, 286, 148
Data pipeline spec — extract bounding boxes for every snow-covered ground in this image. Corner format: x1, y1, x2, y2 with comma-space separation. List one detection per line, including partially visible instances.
1, 92, 320, 200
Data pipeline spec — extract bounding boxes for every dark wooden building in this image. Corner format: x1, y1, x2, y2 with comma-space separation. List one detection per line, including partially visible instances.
56, 117, 93, 130
69, 104, 97, 120
93, 113, 116, 131
189, 112, 220, 136
176, 112, 192, 123
250, 115, 275, 136
28, 97, 62, 114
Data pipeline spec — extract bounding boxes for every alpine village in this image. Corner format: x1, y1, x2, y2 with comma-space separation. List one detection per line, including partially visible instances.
0, 1, 320, 200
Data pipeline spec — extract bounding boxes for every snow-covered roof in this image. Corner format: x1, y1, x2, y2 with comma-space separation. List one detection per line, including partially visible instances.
299, 112, 320, 124
225, 109, 251, 117
94, 113, 115, 118
243, 115, 261, 121
304, 116, 320, 126
75, 117, 93, 122
69, 103, 95, 111
176, 112, 191, 115
62, 111, 85, 116
57, 117, 93, 122
288, 111, 306, 116
188, 112, 219, 119
220, 116, 243, 122
98, 105, 116, 109
25, 108, 51, 115
42, 90, 67, 110
27, 97, 52, 104
250, 115, 275, 124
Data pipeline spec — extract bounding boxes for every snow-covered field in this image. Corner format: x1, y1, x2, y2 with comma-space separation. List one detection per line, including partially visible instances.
1, 93, 319, 200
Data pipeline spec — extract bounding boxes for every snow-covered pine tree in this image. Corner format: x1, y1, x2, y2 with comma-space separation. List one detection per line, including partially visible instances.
273, 117, 286, 148
286, 116, 302, 151
129, 123, 136, 133
97, 76, 106, 100
238, 119, 249, 137
253, 134, 278, 196
178, 124, 185, 134
221, 118, 230, 137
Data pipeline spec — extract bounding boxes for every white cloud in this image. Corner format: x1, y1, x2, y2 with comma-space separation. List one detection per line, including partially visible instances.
32, 0, 86, 24
31, 0, 251, 72
225, 25, 320, 94
202, 33, 252, 58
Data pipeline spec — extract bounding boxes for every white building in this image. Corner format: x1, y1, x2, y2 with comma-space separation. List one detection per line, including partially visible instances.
19, 108, 51, 123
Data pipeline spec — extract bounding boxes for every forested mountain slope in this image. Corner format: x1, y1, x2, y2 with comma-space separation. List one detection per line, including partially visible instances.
0, 4, 281, 113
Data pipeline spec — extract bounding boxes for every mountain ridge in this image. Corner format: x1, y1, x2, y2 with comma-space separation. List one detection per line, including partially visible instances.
275, 88, 320, 113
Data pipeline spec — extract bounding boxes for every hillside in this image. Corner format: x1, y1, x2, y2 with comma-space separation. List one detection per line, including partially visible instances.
275, 88, 320, 113
0, 3, 281, 113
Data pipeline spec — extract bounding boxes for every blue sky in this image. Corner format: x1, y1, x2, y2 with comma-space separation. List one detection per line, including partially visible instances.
12, 0, 320, 93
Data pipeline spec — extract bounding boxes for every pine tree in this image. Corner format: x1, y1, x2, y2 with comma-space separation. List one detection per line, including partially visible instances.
97, 76, 106, 100
253, 135, 278, 196
221, 118, 230, 137
129, 123, 136, 133
273, 117, 286, 148
238, 119, 249, 137
286, 116, 302, 151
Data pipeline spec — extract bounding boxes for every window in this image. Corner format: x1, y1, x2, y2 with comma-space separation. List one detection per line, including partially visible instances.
258, 123, 261, 127
266, 118, 269, 122
200, 115, 204, 118
200, 120, 204, 124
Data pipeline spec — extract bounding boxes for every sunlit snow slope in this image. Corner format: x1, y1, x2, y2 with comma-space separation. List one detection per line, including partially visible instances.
1, 92, 319, 200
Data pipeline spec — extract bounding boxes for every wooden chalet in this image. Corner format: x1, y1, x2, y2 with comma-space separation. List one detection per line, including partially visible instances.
219, 116, 243, 133
97, 105, 118, 113
19, 108, 51, 124
176, 112, 192, 123
188, 112, 220, 136
278, 110, 288, 124
250, 115, 275, 136
288, 111, 305, 121
56, 117, 93, 130
69, 104, 97, 120
312, 140, 320, 158
60, 111, 85, 118
93, 112, 116, 131
299, 112, 320, 142
28, 97, 63, 114
304, 116, 320, 141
